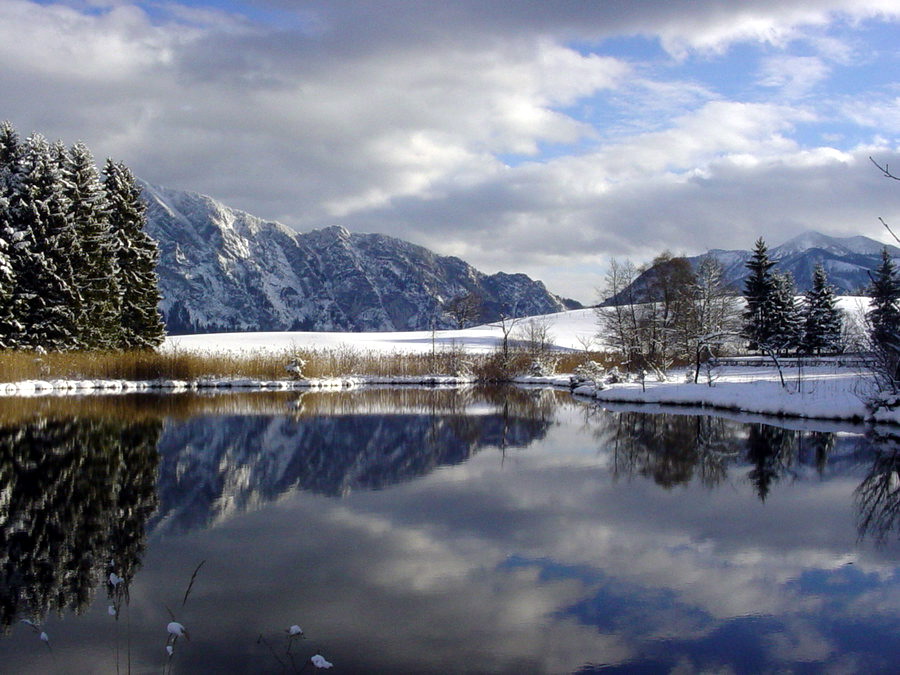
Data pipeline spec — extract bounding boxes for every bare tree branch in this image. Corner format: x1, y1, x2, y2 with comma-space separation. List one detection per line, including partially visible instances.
880, 216, 900, 245
871, 156, 900, 181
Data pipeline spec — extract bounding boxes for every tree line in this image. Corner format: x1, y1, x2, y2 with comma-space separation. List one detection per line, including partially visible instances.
742, 238, 843, 357
0, 122, 164, 351
599, 242, 848, 380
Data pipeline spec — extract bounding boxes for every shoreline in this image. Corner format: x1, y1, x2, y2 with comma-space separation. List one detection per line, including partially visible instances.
2, 364, 898, 426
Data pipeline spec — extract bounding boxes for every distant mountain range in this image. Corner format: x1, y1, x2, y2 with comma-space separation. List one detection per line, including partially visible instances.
602, 231, 899, 305
141, 182, 580, 334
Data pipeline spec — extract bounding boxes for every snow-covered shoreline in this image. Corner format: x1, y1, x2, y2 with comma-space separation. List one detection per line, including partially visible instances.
2, 364, 896, 427
516, 363, 889, 422
0, 374, 480, 397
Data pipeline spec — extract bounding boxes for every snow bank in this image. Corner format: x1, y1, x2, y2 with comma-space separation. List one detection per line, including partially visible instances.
570, 364, 876, 422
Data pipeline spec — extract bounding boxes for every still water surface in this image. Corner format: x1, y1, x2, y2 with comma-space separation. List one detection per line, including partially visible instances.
1, 387, 900, 673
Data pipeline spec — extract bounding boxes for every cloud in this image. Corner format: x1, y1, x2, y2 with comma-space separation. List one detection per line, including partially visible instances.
757, 55, 831, 99
2, 1, 900, 301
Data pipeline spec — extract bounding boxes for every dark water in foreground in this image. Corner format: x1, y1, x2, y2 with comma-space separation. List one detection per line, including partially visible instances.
1, 387, 900, 673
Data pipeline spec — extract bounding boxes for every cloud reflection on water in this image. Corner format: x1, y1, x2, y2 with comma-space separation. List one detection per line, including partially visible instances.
2, 388, 900, 672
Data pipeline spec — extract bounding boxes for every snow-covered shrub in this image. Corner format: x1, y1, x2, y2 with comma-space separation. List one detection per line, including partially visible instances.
285, 357, 306, 379
528, 352, 560, 377
444, 350, 474, 377
571, 360, 605, 386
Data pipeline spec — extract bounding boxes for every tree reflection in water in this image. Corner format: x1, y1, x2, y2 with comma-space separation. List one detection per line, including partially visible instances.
591, 408, 843, 499
0, 415, 160, 630
856, 430, 900, 544
596, 410, 745, 489
589, 406, 900, 544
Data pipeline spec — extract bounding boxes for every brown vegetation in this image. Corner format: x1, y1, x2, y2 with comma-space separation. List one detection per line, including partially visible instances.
0, 344, 620, 391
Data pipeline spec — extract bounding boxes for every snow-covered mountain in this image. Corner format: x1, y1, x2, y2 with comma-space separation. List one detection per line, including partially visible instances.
602, 230, 900, 304
140, 182, 580, 333
706, 231, 900, 293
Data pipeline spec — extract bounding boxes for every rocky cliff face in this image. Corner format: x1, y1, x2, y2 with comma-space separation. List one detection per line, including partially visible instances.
140, 182, 579, 333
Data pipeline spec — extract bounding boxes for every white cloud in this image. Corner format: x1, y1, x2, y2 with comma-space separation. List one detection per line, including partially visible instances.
2, 1, 900, 301
758, 55, 831, 99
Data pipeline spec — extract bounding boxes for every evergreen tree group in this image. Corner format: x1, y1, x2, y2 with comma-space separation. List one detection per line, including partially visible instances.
801, 264, 843, 355
742, 238, 843, 355
0, 122, 164, 350
867, 247, 900, 384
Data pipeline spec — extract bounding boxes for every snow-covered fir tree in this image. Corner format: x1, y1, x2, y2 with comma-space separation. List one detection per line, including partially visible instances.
766, 271, 801, 354
63, 142, 121, 348
0, 122, 165, 351
0, 200, 13, 345
742, 238, 777, 351
0, 122, 21, 346
104, 159, 165, 349
868, 248, 900, 385
801, 264, 842, 355
5, 134, 81, 349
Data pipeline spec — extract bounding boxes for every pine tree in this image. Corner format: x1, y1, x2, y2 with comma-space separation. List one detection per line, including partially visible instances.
766, 271, 801, 354
103, 160, 165, 348
743, 237, 777, 351
5, 134, 81, 349
0, 121, 20, 172
0, 122, 22, 346
0, 203, 13, 347
868, 248, 900, 382
801, 264, 843, 355
63, 142, 121, 349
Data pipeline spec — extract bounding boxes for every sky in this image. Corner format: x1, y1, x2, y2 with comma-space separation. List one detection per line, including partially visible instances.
3, 1, 900, 303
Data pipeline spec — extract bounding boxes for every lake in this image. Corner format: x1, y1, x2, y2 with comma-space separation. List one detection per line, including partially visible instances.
1, 386, 899, 673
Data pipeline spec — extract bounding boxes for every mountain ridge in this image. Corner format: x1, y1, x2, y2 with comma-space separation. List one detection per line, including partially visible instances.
140, 181, 580, 334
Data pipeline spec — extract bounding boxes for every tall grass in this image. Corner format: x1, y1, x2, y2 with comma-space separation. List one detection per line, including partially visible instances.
0, 346, 616, 384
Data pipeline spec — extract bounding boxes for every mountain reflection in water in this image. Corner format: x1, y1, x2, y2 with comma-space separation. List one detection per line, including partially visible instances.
1, 389, 900, 673
152, 387, 558, 535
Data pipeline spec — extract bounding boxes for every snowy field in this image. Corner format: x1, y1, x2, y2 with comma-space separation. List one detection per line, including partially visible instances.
162, 308, 601, 355
162, 298, 871, 357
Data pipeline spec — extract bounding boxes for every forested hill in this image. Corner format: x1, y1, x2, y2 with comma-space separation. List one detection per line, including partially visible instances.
141, 181, 580, 334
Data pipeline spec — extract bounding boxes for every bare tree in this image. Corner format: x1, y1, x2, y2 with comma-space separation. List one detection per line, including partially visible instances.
596, 258, 643, 371
444, 291, 484, 329
494, 313, 522, 365
596, 254, 696, 379
676, 256, 742, 383
517, 314, 554, 354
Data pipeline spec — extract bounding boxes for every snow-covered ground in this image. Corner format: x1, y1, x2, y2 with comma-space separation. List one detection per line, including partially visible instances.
162, 308, 600, 355
162, 298, 871, 357
567, 364, 877, 423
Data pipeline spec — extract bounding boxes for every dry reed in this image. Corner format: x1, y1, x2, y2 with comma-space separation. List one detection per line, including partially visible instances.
0, 345, 615, 386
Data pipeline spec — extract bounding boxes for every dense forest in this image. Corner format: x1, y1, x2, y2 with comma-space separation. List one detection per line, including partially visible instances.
0, 122, 164, 351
